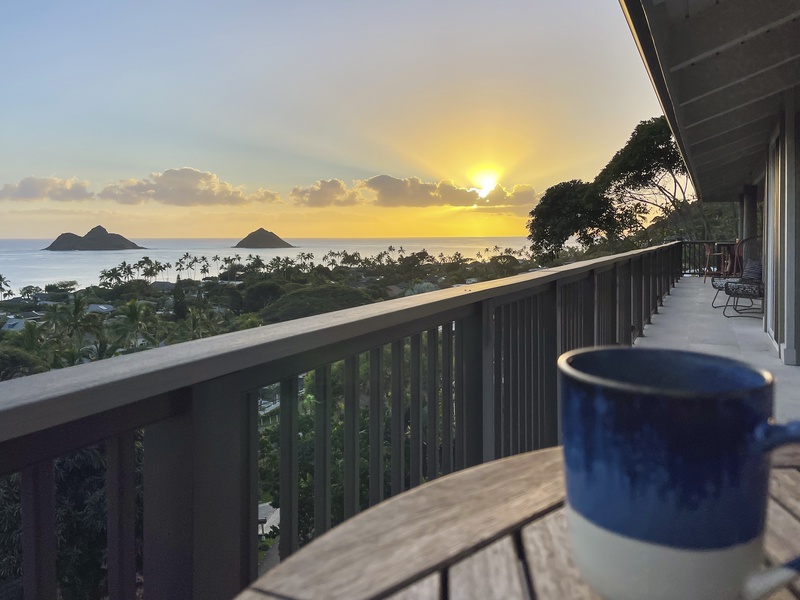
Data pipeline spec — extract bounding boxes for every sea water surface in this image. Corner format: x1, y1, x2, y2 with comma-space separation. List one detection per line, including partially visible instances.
0, 237, 530, 294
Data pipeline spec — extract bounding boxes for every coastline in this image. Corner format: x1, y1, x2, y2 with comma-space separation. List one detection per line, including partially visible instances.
0, 236, 530, 293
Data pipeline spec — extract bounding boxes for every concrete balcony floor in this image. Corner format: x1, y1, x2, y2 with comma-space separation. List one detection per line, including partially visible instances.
633, 276, 800, 422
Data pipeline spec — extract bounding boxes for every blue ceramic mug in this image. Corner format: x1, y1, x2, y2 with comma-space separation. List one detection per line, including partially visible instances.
558, 347, 800, 600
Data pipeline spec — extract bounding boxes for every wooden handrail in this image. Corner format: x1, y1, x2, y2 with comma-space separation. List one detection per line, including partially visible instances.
0, 241, 683, 600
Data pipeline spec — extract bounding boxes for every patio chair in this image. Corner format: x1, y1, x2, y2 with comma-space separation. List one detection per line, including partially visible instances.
723, 277, 764, 318
709, 236, 761, 307
722, 248, 764, 318
703, 243, 726, 283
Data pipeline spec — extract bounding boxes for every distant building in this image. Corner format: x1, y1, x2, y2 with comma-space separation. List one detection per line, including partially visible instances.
87, 304, 115, 315
1, 318, 25, 332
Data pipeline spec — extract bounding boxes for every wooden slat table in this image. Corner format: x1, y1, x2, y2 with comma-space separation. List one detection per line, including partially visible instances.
236, 446, 800, 600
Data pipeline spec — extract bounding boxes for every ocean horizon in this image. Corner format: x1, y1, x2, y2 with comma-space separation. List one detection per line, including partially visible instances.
0, 236, 531, 294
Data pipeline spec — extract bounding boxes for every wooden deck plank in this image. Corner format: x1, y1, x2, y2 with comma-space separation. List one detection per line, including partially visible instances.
764, 499, 800, 596
244, 447, 564, 600
772, 446, 800, 469
771, 468, 800, 519
386, 573, 440, 600
521, 509, 600, 600
448, 537, 527, 599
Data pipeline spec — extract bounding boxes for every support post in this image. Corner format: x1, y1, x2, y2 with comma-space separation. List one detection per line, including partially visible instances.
783, 94, 799, 365
21, 460, 57, 600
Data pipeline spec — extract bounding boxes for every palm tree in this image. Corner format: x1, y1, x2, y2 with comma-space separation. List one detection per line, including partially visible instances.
110, 300, 158, 351
0, 274, 13, 298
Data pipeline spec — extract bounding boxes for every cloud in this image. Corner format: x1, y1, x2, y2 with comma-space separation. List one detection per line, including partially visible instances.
361, 175, 537, 211
0, 176, 93, 201
362, 175, 443, 207
97, 168, 282, 206
289, 179, 364, 207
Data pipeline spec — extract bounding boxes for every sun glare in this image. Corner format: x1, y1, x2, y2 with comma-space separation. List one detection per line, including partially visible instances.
471, 170, 499, 198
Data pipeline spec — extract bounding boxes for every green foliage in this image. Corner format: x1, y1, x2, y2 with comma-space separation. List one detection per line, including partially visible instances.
0, 343, 49, 381
526, 180, 643, 262
259, 285, 375, 324
594, 116, 685, 193
242, 281, 284, 313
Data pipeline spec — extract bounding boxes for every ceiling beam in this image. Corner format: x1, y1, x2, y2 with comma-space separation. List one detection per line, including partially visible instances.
693, 142, 765, 170
681, 61, 800, 127
669, 0, 800, 72
683, 95, 780, 141
688, 115, 774, 156
676, 19, 800, 105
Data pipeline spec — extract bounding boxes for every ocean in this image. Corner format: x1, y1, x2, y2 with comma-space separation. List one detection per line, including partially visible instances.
0, 237, 531, 294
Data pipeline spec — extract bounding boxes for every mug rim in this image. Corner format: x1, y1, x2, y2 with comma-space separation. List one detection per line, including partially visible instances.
557, 346, 774, 399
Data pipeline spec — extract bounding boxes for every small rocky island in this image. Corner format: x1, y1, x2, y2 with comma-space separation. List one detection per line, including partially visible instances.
234, 228, 293, 248
44, 225, 145, 251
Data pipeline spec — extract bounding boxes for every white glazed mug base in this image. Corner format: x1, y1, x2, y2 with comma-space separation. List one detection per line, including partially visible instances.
566, 504, 764, 600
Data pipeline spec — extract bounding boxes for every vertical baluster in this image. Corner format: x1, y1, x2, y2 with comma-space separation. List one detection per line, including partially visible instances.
441, 323, 454, 474
618, 260, 633, 346
21, 460, 57, 600
390, 340, 405, 495
107, 431, 137, 600
529, 295, 540, 450
343, 355, 360, 518
496, 305, 506, 458
509, 302, 519, 455
632, 258, 644, 340
541, 284, 559, 447
643, 252, 650, 319
504, 303, 514, 457
314, 366, 332, 534
454, 320, 466, 470
279, 377, 300, 559
369, 348, 384, 506
426, 328, 439, 480
410, 334, 422, 487
511, 300, 525, 454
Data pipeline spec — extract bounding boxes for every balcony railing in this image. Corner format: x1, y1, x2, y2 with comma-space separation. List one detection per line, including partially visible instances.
0, 242, 681, 600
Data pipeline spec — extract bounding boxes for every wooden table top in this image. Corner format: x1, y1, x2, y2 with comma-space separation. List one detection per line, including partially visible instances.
236, 445, 800, 600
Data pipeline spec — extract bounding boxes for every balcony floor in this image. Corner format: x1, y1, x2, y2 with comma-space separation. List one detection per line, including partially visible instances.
633, 276, 800, 422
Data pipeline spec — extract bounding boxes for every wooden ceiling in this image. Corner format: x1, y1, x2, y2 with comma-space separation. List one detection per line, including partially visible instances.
620, 0, 800, 202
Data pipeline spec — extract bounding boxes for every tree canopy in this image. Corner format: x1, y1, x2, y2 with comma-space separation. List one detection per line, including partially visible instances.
526, 115, 738, 263
527, 180, 643, 262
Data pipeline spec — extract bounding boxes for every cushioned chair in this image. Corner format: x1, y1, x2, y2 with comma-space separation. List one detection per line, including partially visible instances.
723, 277, 764, 318
710, 236, 761, 307
722, 254, 764, 318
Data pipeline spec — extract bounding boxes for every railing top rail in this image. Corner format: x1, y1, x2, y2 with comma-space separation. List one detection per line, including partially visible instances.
0, 242, 679, 444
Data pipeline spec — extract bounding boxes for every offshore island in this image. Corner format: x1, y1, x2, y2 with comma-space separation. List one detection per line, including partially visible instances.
44, 225, 145, 251
234, 227, 293, 248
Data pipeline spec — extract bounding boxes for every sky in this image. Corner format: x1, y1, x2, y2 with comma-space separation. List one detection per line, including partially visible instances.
0, 0, 662, 240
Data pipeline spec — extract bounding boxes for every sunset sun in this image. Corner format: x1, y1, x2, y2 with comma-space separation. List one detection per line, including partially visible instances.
471, 170, 499, 198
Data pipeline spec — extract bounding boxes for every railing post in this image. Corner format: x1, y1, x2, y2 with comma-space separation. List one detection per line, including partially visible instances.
279, 376, 299, 560
343, 355, 361, 513
540, 283, 559, 447
21, 460, 57, 600
106, 431, 137, 600
617, 260, 633, 346
369, 348, 385, 503
314, 366, 332, 533
460, 301, 494, 467
632, 257, 644, 339
390, 340, 405, 492
584, 271, 596, 347
643, 253, 653, 321
144, 381, 257, 600
144, 394, 193, 600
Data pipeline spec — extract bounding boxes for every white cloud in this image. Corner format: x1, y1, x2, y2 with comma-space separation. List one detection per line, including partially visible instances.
289, 179, 364, 207
0, 176, 93, 201
97, 168, 282, 206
